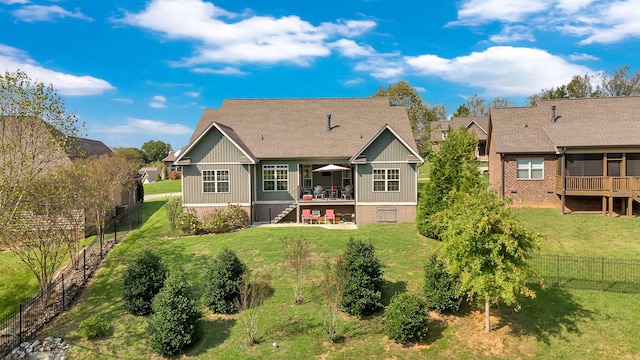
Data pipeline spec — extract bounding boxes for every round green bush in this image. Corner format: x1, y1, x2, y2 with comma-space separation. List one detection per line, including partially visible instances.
385, 292, 429, 344
122, 250, 168, 315
423, 253, 463, 313
78, 315, 111, 340
341, 238, 384, 316
178, 213, 201, 235
148, 271, 201, 356
203, 248, 247, 314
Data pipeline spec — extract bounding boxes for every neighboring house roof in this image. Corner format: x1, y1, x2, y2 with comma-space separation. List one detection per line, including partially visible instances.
180, 98, 420, 160
138, 167, 160, 181
66, 137, 113, 160
431, 116, 489, 142
162, 151, 176, 163
489, 96, 640, 154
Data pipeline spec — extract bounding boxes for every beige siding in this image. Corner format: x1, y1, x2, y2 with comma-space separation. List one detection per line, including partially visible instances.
182, 164, 251, 205
356, 163, 418, 203
360, 129, 412, 162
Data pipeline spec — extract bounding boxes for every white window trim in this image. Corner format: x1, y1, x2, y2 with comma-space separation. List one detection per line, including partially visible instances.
372, 168, 400, 192
263, 164, 289, 192
516, 158, 544, 180
202, 169, 230, 193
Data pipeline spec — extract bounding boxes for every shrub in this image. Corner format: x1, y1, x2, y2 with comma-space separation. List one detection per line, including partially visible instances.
178, 212, 201, 235
203, 248, 247, 314
423, 253, 463, 313
78, 315, 111, 340
168, 170, 182, 180
318, 255, 349, 343
202, 209, 231, 234
164, 196, 182, 232
385, 292, 429, 345
341, 237, 384, 316
122, 251, 168, 315
148, 271, 201, 356
224, 204, 250, 230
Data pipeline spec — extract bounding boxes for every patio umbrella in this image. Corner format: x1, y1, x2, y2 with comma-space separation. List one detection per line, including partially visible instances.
313, 164, 350, 197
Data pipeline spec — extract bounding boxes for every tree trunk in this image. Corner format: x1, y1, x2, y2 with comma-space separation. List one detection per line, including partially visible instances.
485, 299, 491, 333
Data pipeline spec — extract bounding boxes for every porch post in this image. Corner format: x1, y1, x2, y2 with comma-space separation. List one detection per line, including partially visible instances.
608, 196, 614, 217
602, 196, 607, 215
627, 197, 633, 217
560, 150, 566, 215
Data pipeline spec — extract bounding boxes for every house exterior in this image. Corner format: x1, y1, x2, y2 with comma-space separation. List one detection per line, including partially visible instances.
138, 167, 161, 184
431, 116, 489, 161
175, 98, 424, 224
487, 97, 640, 216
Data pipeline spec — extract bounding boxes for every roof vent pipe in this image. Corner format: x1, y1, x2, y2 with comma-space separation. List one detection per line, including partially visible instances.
327, 113, 332, 131
551, 105, 557, 123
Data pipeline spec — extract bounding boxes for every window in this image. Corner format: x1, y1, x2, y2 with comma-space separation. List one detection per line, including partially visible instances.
373, 168, 400, 192
203, 170, 229, 193
441, 130, 448, 140
516, 158, 543, 179
263, 164, 288, 191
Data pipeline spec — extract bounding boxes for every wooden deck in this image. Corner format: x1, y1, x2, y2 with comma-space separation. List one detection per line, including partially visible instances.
556, 176, 640, 197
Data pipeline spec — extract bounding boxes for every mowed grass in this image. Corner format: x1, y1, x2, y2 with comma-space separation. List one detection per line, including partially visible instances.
0, 251, 39, 319
143, 179, 181, 195
40, 199, 640, 359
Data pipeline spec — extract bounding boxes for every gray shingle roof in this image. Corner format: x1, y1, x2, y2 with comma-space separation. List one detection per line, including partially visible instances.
430, 116, 489, 142
186, 98, 418, 159
490, 97, 640, 154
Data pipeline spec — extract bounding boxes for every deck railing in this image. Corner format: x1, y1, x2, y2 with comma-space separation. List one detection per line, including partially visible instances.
556, 176, 640, 194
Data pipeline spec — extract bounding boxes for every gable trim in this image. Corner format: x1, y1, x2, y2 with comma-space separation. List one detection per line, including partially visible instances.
349, 124, 424, 164
176, 122, 257, 164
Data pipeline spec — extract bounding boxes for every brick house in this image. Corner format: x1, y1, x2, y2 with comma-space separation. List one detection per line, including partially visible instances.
487, 97, 640, 216
431, 116, 489, 162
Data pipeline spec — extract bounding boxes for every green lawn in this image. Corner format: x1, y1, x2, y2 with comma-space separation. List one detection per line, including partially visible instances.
38, 200, 640, 359
142, 179, 181, 195
0, 251, 39, 319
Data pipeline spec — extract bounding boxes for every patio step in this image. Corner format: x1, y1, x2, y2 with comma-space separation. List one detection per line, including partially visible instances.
272, 204, 297, 224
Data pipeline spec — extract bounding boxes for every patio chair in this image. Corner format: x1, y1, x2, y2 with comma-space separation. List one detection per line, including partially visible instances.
325, 209, 336, 224
301, 209, 312, 224
342, 185, 352, 199
311, 209, 321, 223
313, 185, 324, 199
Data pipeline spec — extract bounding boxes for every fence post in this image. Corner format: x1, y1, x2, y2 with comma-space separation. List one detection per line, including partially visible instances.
62, 274, 65, 311
83, 248, 86, 283
19, 303, 22, 345
114, 217, 118, 242
556, 255, 560, 288
601, 257, 605, 291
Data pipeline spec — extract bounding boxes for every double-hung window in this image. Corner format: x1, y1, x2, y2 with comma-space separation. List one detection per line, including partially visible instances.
203, 170, 229, 193
516, 158, 544, 179
263, 164, 288, 191
373, 168, 400, 192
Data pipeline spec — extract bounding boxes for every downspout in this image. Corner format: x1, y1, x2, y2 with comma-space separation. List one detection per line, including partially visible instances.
500, 153, 505, 198
561, 148, 566, 215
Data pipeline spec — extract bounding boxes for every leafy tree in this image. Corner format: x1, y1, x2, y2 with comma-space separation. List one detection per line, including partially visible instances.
601, 65, 640, 97
432, 189, 540, 333
417, 127, 483, 239
148, 271, 201, 356
341, 238, 384, 316
283, 235, 311, 305
526, 74, 602, 105
237, 270, 272, 345
423, 253, 463, 313
453, 94, 512, 117
122, 250, 168, 315
141, 140, 172, 163
372, 80, 446, 156
164, 196, 183, 232
452, 104, 470, 117
113, 147, 146, 166
203, 248, 247, 314
0, 70, 81, 247
317, 255, 349, 343
385, 292, 429, 344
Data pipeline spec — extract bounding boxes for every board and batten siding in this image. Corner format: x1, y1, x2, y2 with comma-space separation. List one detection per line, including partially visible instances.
182, 127, 252, 206
355, 128, 418, 203
356, 163, 417, 203
255, 161, 299, 202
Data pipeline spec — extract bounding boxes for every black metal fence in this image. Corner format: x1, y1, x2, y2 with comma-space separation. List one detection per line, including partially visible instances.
0, 203, 142, 358
529, 254, 640, 293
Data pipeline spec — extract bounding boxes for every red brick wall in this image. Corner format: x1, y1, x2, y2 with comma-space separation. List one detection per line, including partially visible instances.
501, 154, 562, 208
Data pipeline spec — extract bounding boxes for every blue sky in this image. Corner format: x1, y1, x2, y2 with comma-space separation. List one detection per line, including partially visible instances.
1, 0, 639, 150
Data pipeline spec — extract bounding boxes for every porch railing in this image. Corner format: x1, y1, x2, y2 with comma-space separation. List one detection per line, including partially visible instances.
557, 176, 640, 194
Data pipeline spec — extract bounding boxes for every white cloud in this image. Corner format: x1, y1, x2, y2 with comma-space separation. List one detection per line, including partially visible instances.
450, 0, 640, 45
12, 5, 92, 22
0, 44, 114, 96
116, 0, 376, 68
190, 66, 247, 75
0, 0, 29, 4
405, 46, 593, 96
343, 78, 365, 86
96, 117, 193, 135
354, 56, 405, 79
490, 25, 535, 43
113, 97, 134, 104
329, 39, 375, 58
184, 91, 200, 98
567, 52, 599, 61
150, 95, 167, 108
